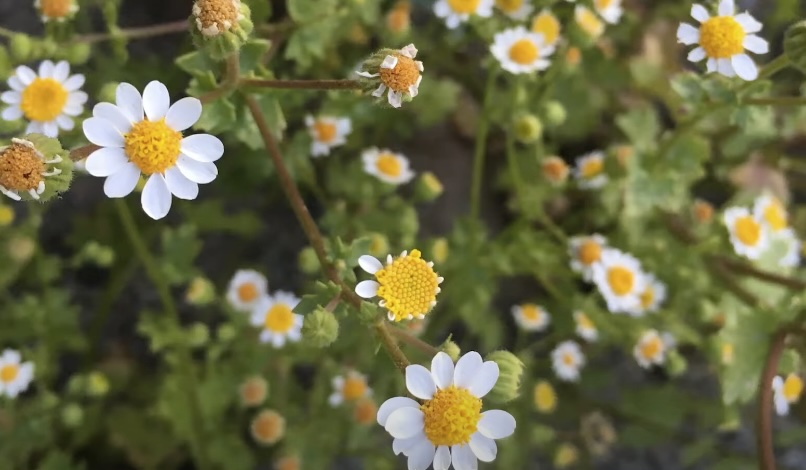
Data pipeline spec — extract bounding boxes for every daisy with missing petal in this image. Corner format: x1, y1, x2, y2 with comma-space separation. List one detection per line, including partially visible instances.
356, 249, 443, 322
377, 351, 516, 470
633, 329, 666, 369
495, 0, 533, 21
574, 151, 607, 189
2, 60, 86, 137
592, 249, 646, 314
362, 147, 416, 185
0, 349, 34, 398
329, 370, 373, 406
551, 341, 585, 382
632, 274, 666, 316
305, 115, 351, 157
575, 5, 605, 39
593, 0, 623, 25
491, 26, 555, 75
531, 10, 561, 47
676, 0, 768, 81
753, 193, 788, 233
433, 0, 494, 29
511, 303, 551, 332
83, 81, 224, 220
773, 374, 804, 416
568, 234, 607, 281
574, 311, 598, 342
356, 44, 423, 108
0, 138, 63, 201
226, 269, 268, 313
723, 207, 768, 259
249, 291, 303, 348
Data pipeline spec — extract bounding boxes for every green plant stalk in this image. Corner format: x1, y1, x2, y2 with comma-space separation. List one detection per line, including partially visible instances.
113, 199, 211, 470
470, 68, 498, 220
239, 78, 362, 90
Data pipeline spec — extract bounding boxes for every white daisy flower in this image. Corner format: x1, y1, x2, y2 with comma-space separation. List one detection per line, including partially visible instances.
573, 311, 598, 342
630, 273, 666, 316
226, 269, 268, 312
633, 329, 666, 369
433, 0, 494, 29
593, 0, 623, 24
573, 151, 607, 189
35, 0, 79, 22
574, 5, 605, 39
329, 370, 373, 406
777, 228, 801, 268
495, 0, 533, 21
361, 147, 416, 185
1, 60, 87, 137
511, 303, 551, 332
355, 249, 443, 322
551, 341, 585, 382
591, 249, 646, 314
82, 81, 224, 220
356, 44, 423, 108
490, 26, 555, 75
569, 234, 607, 281
305, 115, 351, 157
0, 349, 34, 398
723, 207, 768, 259
249, 291, 303, 348
377, 351, 516, 470
531, 9, 562, 47
772, 374, 804, 416
753, 192, 788, 233
676, 0, 768, 81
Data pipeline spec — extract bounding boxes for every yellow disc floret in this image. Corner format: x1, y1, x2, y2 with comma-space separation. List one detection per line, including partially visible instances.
124, 119, 182, 175
264, 304, 294, 333
0, 142, 44, 191
342, 376, 368, 401
581, 158, 603, 179
447, 0, 481, 14
20, 78, 68, 122
520, 304, 542, 321
639, 287, 654, 309
38, 0, 75, 19
532, 13, 560, 45
237, 282, 259, 302
534, 381, 557, 413
375, 249, 439, 321
699, 16, 745, 59
763, 201, 787, 231
783, 374, 804, 402
734, 216, 761, 246
509, 39, 539, 65
193, 0, 240, 36
376, 153, 402, 177
577, 239, 602, 265
314, 120, 337, 143
640, 335, 662, 360
0, 364, 18, 383
606, 266, 634, 296
496, 0, 523, 13
542, 157, 568, 182
421, 386, 482, 446
379, 55, 421, 92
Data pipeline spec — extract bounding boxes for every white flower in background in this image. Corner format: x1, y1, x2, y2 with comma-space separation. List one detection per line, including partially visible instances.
83, 81, 224, 220
676, 0, 768, 81
361, 147, 416, 185
495, 0, 533, 21
531, 9, 562, 47
491, 26, 555, 75
433, 0, 494, 29
551, 341, 585, 382
249, 291, 303, 348
35, 0, 79, 23
633, 329, 666, 369
631, 273, 666, 316
511, 303, 551, 332
574, 5, 605, 39
753, 193, 788, 233
592, 249, 646, 314
2, 60, 86, 137
723, 207, 768, 259
569, 234, 607, 281
777, 228, 801, 268
0, 349, 34, 398
574, 311, 598, 342
377, 351, 516, 470
773, 374, 804, 416
593, 0, 623, 24
329, 370, 373, 406
573, 151, 607, 189
305, 115, 351, 157
226, 269, 268, 312
357, 44, 423, 108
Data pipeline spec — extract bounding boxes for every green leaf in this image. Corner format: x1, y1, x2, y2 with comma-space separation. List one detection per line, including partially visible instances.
287, 0, 336, 22
239, 39, 272, 76
293, 294, 324, 315
175, 51, 215, 77
194, 96, 237, 134
616, 107, 660, 153
234, 94, 287, 149
721, 310, 774, 404
180, 200, 262, 237
681, 438, 715, 467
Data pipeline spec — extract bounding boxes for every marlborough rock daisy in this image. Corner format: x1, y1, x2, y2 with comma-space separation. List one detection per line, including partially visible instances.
511, 303, 551, 332
568, 234, 607, 281
2, 60, 86, 137
531, 10, 561, 47
329, 370, 373, 406
356, 44, 423, 108
753, 193, 788, 233
249, 291, 303, 348
433, 0, 494, 29
491, 26, 555, 75
361, 147, 415, 185
551, 341, 585, 382
305, 115, 351, 157
592, 249, 646, 314
593, 0, 623, 25
723, 206, 768, 259
377, 351, 516, 470
773, 374, 803, 416
574, 5, 605, 40
83, 81, 224, 220
633, 329, 666, 368
0, 349, 34, 398
226, 269, 268, 313
0, 136, 69, 202
632, 274, 666, 316
494, 0, 532, 21
573, 311, 598, 342
573, 151, 607, 189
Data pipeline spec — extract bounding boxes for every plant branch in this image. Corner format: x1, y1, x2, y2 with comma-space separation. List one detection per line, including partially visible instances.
239, 78, 362, 90
706, 261, 761, 308
743, 97, 806, 107
715, 256, 806, 290
374, 321, 411, 371
757, 329, 788, 470
76, 20, 189, 44
199, 53, 241, 104
69, 144, 100, 162
389, 327, 441, 356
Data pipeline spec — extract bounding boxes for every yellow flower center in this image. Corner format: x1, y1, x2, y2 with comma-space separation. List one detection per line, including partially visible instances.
495, 0, 522, 13
264, 303, 294, 333
0, 205, 14, 226
0, 142, 44, 191
594, 0, 614, 10
640, 335, 662, 360
763, 202, 787, 231
721, 343, 734, 364
0, 364, 18, 383
251, 410, 285, 444
555, 444, 580, 468
606, 266, 634, 296
353, 398, 377, 425
577, 7, 604, 37
639, 287, 654, 309
694, 200, 714, 223
577, 239, 602, 266
376, 250, 439, 321
313, 120, 337, 144
508, 39, 539, 65
534, 382, 557, 413
532, 13, 560, 45
421, 386, 482, 446
734, 216, 761, 246
379, 54, 421, 93
542, 157, 568, 181
565, 47, 582, 66
375, 153, 402, 177
447, 0, 481, 14
783, 374, 804, 402
386, 1, 411, 32
240, 377, 268, 405
342, 376, 368, 401
20, 78, 68, 122
237, 282, 259, 303
520, 304, 542, 321
193, 0, 240, 33
576, 313, 594, 331
581, 157, 604, 178
699, 16, 745, 59
276, 456, 301, 470
124, 119, 182, 175
38, 0, 75, 18
562, 353, 576, 366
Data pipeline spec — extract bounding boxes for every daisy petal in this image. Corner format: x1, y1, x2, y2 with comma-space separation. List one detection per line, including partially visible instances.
63, 75, 85, 92
1, 106, 22, 121
451, 445, 478, 470
85, 147, 128, 177
141, 174, 172, 220
717, 58, 735, 77
385, 407, 424, 439
176, 155, 217, 184
406, 364, 437, 400
93, 103, 133, 133
431, 352, 455, 390
359, 255, 383, 274
16, 66, 36, 85
743, 35, 769, 54
39, 60, 54, 78
42, 121, 58, 137
688, 47, 707, 62
718, 0, 734, 16
103, 162, 140, 198
676, 23, 699, 45
394, 435, 425, 456
56, 115, 74, 131
180, 134, 224, 162
732, 54, 758, 81
378, 396, 420, 426
467, 361, 499, 398
355, 280, 379, 298
775, 393, 789, 415
116, 83, 144, 122
454, 352, 483, 389
164, 166, 199, 200
690, 4, 709, 22
478, 410, 516, 439
165, 97, 202, 131
83, 117, 125, 147
469, 433, 497, 462
406, 440, 435, 470
53, 61, 70, 82
1, 92, 20, 104
736, 12, 762, 33
433, 446, 452, 470
142, 81, 170, 121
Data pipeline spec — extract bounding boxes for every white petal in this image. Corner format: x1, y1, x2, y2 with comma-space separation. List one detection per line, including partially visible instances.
103, 163, 141, 198
63, 74, 85, 92
676, 23, 699, 45
454, 352, 483, 389
165, 97, 202, 131
380, 55, 399, 69
688, 47, 706, 62
328, 393, 343, 407
116, 83, 144, 123
406, 440, 435, 470
180, 134, 224, 162
378, 396, 420, 426
468, 362, 499, 398
16, 66, 36, 85
56, 115, 74, 131
176, 154, 217, 184
1, 91, 20, 104
775, 393, 790, 415
406, 364, 437, 400
732, 54, 758, 80
394, 435, 425, 456
358, 255, 383, 274
743, 35, 769, 54
477, 410, 516, 439
53, 61, 70, 82
38, 60, 54, 78
371, 83, 387, 98
83, 117, 124, 147
469, 433, 497, 462
388, 90, 403, 108
2, 106, 22, 121
85, 147, 129, 177
718, 0, 734, 16
141, 174, 172, 220
433, 446, 452, 470
431, 352, 455, 390
164, 166, 199, 200
385, 407, 424, 439
7, 76, 24, 91
271, 334, 285, 348
736, 12, 762, 33
717, 58, 735, 77
690, 4, 709, 22
451, 445, 478, 470
355, 280, 379, 298
707, 58, 717, 72
93, 103, 133, 133
42, 121, 58, 137
67, 91, 88, 107
142, 81, 170, 121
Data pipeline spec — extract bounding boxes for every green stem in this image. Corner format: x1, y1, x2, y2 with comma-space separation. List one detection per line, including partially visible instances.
756, 54, 791, 82
505, 85, 529, 218
239, 78, 362, 90
742, 96, 806, 106
470, 68, 498, 220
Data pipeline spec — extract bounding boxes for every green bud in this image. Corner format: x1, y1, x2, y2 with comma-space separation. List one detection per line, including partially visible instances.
98, 82, 120, 104
67, 43, 92, 65
41, 391, 60, 409
368, 233, 390, 257
66, 375, 85, 396
8, 236, 35, 264
87, 372, 110, 397
188, 323, 210, 348
185, 276, 216, 306
9, 34, 32, 61
302, 307, 339, 347
81, 241, 115, 267
484, 350, 525, 404
398, 206, 419, 236
513, 114, 543, 144
298, 247, 321, 275
190, 1, 254, 61
40, 39, 58, 57
217, 323, 237, 342
542, 101, 567, 127
440, 340, 461, 362
414, 172, 443, 202
61, 403, 84, 428
785, 21, 806, 74
665, 349, 687, 377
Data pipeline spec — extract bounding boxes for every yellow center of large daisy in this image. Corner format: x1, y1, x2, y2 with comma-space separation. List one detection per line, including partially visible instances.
375, 153, 402, 177
264, 304, 294, 333
534, 382, 557, 413
640, 335, 662, 360
237, 282, 259, 302
542, 157, 568, 182
313, 120, 337, 143
639, 286, 654, 309
375, 249, 439, 322
421, 386, 482, 446
532, 13, 560, 45
606, 266, 634, 296
763, 202, 787, 231
447, 0, 481, 14
342, 376, 368, 401
0, 364, 18, 383
379, 54, 420, 93
577, 8, 604, 37
577, 239, 602, 266
38, 0, 74, 18
520, 304, 542, 321
581, 158, 603, 178
124, 119, 182, 175
508, 39, 539, 65
699, 16, 745, 59
495, 0, 522, 13
20, 78, 68, 122
0, 142, 44, 191
734, 215, 761, 246
194, 0, 240, 32
783, 374, 804, 402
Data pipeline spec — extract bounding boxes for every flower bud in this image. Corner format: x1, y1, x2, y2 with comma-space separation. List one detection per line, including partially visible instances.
440, 340, 461, 362
514, 114, 543, 144
484, 350, 524, 404
8, 236, 35, 264
190, 0, 254, 61
554, 443, 579, 468
353, 398, 378, 426
0, 135, 72, 203
239, 375, 269, 407
67, 43, 92, 65
302, 307, 339, 347
217, 323, 237, 342
185, 276, 216, 305
250, 409, 285, 446
541, 156, 569, 185
9, 34, 32, 61
542, 101, 567, 127
665, 349, 687, 377
368, 233, 390, 258
565, 46, 582, 67
414, 171, 443, 202
87, 372, 110, 397
298, 247, 320, 274
431, 238, 448, 264
693, 199, 714, 224
533, 380, 557, 413
61, 403, 84, 428
275, 455, 301, 470
188, 323, 210, 348
785, 21, 806, 74
613, 144, 634, 167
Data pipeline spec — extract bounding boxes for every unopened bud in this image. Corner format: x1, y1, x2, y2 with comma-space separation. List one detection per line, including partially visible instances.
8, 236, 35, 264
368, 233, 390, 258
431, 238, 449, 264
414, 172, 443, 202
484, 350, 524, 404
514, 114, 543, 144
185, 276, 216, 305
9, 34, 32, 61
666, 349, 687, 377
61, 403, 84, 428
217, 323, 237, 342
440, 340, 461, 362
298, 247, 321, 274
67, 43, 91, 65
87, 372, 110, 397
542, 101, 567, 127
302, 307, 339, 347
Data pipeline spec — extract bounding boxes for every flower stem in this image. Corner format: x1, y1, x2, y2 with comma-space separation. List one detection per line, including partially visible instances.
469, 68, 498, 221
389, 326, 440, 356
757, 329, 788, 470
374, 321, 411, 371
69, 144, 100, 162
76, 20, 189, 44
199, 53, 241, 105
239, 78, 362, 90
715, 256, 806, 290
742, 96, 806, 107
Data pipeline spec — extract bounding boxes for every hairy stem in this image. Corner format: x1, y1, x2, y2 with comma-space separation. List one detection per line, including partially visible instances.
199, 53, 241, 104
758, 329, 788, 470
374, 321, 411, 371
69, 144, 100, 162
240, 78, 362, 90
716, 256, 806, 290
78, 20, 189, 44
389, 326, 441, 357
